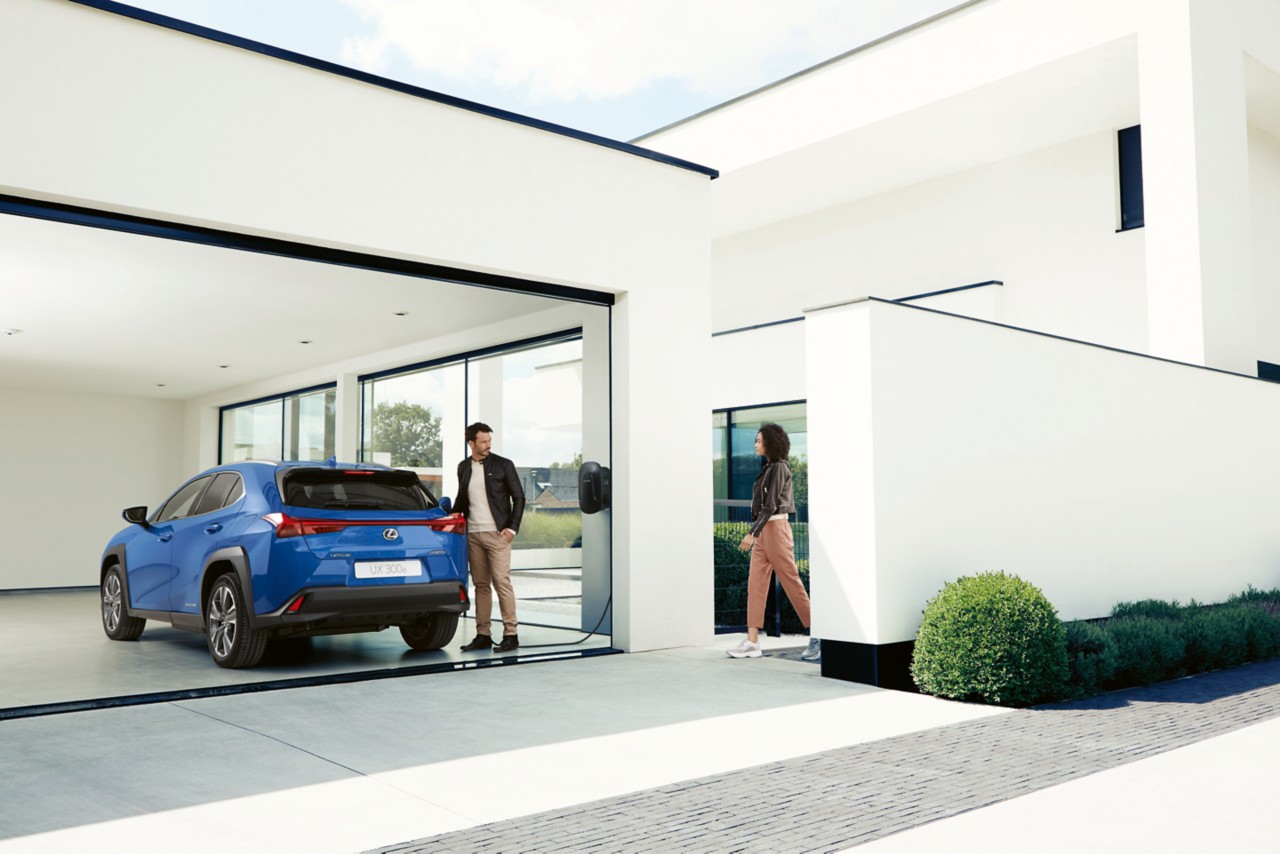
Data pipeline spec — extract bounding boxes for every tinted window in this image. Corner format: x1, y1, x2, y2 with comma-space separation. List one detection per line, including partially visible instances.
281, 469, 436, 511
156, 477, 213, 523
194, 472, 243, 516
1118, 124, 1144, 230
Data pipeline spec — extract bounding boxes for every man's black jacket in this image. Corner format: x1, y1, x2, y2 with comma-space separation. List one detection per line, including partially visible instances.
454, 453, 526, 533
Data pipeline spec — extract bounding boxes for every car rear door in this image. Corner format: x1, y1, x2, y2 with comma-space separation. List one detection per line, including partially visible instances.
168, 472, 246, 612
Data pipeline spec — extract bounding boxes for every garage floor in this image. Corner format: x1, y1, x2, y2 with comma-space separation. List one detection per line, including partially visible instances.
0, 585, 614, 715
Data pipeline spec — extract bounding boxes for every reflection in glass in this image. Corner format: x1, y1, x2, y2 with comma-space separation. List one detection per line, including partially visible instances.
221, 400, 283, 462
284, 389, 335, 462
361, 363, 459, 498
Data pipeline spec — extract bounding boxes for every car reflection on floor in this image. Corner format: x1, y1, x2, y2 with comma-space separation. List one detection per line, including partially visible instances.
0, 588, 614, 714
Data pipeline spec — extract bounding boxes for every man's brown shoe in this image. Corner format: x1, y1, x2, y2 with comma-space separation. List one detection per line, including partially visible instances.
493, 635, 519, 653
461, 634, 492, 651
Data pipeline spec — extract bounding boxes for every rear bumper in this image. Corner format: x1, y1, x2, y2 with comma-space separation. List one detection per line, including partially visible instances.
254, 581, 469, 632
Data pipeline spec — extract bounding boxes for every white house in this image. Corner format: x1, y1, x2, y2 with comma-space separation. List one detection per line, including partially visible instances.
3, 0, 1280, 692
642, 0, 1280, 685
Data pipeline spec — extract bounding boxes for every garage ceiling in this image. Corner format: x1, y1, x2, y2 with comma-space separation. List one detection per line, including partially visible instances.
0, 212, 566, 400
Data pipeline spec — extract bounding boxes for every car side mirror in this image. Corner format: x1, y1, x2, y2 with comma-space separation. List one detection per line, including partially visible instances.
123, 506, 150, 526
578, 462, 611, 515
438, 496, 452, 513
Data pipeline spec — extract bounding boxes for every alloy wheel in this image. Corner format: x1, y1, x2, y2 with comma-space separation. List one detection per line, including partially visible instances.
102, 573, 122, 633
208, 583, 238, 660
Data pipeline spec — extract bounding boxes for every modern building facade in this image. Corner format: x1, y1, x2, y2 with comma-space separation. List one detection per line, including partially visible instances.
4, 0, 1280, 689
643, 0, 1280, 683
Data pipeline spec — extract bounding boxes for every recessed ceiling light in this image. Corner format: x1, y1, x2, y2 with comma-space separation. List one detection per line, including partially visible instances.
299, 340, 312, 344
394, 311, 409, 317
1, 329, 21, 336
156, 383, 167, 388
218, 365, 230, 369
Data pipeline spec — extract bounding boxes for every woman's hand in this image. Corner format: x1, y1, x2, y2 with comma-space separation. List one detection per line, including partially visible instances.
738, 534, 755, 552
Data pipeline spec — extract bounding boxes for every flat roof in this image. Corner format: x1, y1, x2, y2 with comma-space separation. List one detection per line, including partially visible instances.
72, 0, 719, 179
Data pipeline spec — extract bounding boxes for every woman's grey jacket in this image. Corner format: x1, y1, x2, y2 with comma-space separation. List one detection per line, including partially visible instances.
749, 460, 795, 537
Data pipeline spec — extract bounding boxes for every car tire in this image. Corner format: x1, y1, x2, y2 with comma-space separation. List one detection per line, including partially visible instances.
206, 574, 267, 668
101, 565, 146, 641
399, 612, 459, 651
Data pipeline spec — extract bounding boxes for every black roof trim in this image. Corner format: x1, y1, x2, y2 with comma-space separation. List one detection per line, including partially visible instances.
0, 192, 615, 306
68, 0, 718, 179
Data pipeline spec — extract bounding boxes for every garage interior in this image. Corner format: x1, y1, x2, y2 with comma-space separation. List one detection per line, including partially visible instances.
0, 199, 617, 718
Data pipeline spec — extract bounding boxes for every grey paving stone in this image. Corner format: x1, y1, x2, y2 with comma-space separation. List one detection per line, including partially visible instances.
369, 658, 1280, 853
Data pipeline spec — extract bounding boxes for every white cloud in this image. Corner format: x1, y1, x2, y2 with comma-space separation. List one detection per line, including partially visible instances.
337, 0, 958, 103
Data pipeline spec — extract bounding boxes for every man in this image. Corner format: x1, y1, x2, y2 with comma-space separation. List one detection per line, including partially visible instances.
454, 422, 526, 652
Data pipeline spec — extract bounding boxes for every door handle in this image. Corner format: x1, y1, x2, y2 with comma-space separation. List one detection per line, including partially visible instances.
158, 533, 173, 543
205, 524, 223, 534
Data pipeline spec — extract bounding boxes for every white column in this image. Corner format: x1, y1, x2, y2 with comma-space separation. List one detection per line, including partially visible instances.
804, 300, 880, 644
472, 358, 505, 452
333, 373, 360, 462
1139, 0, 1254, 373
440, 362, 467, 504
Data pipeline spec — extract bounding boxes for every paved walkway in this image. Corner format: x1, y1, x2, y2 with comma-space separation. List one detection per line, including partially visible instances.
378, 658, 1280, 853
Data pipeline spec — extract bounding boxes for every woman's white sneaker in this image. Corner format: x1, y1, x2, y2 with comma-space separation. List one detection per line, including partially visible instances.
726, 639, 763, 659
800, 637, 822, 661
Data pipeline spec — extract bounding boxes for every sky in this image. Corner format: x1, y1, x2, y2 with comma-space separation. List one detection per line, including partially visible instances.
120, 0, 964, 142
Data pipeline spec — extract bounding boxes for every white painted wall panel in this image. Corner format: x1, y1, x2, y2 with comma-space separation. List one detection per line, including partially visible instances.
808, 300, 1280, 645
712, 133, 1148, 353
0, 389, 184, 589
1252, 127, 1280, 366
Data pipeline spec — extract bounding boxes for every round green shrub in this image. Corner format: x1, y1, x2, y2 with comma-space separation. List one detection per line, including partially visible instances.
1107, 616, 1186, 686
911, 572, 1068, 707
1064, 620, 1117, 699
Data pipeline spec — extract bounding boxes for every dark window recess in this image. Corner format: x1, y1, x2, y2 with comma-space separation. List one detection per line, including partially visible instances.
1118, 125, 1144, 230
195, 472, 243, 516
1258, 361, 1280, 383
157, 477, 213, 523
281, 469, 437, 511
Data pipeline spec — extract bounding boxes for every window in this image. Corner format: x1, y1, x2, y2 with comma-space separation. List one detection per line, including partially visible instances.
193, 472, 243, 516
220, 386, 336, 463
712, 402, 807, 523
281, 468, 436, 511
1118, 124, 1144, 230
362, 363, 458, 499
156, 477, 212, 523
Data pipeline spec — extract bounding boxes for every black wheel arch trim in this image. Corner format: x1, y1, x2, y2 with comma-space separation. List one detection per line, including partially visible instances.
201, 547, 258, 629
101, 546, 134, 615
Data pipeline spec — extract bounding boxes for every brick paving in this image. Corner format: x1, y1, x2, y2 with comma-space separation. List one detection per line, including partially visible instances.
373, 659, 1280, 853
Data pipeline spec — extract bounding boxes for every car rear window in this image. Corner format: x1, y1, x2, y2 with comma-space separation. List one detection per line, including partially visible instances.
280, 469, 437, 512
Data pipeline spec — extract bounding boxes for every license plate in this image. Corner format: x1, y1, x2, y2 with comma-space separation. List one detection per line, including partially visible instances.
354, 559, 423, 579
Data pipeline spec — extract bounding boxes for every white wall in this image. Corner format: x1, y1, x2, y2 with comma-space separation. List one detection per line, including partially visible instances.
808, 299, 1280, 646
1253, 126, 1280, 366
0, 0, 713, 651
711, 132, 1148, 352
0, 388, 184, 589
710, 321, 806, 411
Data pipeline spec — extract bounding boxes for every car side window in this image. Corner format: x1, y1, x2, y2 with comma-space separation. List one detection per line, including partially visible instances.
156, 476, 213, 523
194, 472, 243, 517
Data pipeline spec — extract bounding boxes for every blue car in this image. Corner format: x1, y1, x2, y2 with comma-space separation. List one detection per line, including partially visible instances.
100, 460, 469, 668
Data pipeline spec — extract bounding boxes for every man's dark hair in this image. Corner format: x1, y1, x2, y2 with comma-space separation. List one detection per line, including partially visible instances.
465, 422, 493, 444
758, 422, 791, 462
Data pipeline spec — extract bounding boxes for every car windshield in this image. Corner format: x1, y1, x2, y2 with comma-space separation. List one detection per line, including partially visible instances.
280, 469, 437, 512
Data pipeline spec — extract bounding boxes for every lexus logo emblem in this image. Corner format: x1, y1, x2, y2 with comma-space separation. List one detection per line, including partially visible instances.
382, 528, 399, 541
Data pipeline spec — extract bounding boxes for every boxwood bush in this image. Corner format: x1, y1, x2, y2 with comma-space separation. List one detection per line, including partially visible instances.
1106, 616, 1187, 686
911, 571, 1067, 707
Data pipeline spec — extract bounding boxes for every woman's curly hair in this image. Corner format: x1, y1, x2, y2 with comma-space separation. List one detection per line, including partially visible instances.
758, 422, 791, 463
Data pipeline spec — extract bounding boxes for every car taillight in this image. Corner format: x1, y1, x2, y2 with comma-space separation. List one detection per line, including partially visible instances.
264, 513, 350, 539
425, 514, 467, 535
263, 512, 466, 537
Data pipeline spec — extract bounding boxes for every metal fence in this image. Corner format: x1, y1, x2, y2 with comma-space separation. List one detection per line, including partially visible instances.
713, 500, 810, 635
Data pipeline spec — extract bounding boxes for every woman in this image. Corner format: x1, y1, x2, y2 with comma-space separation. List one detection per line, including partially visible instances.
726, 423, 819, 661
